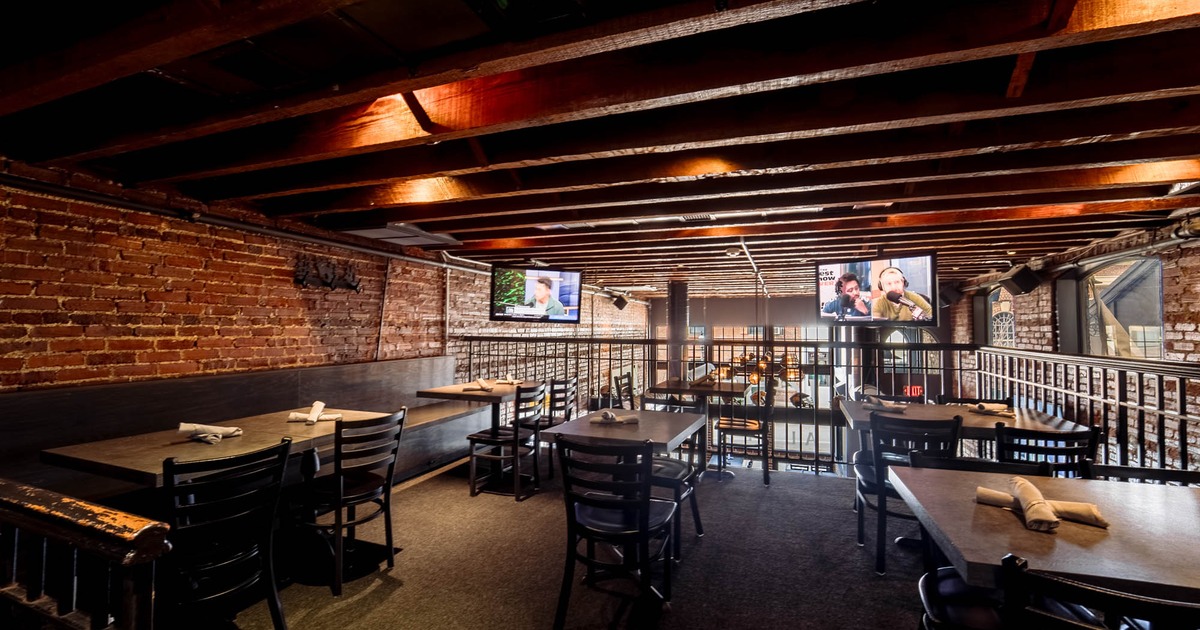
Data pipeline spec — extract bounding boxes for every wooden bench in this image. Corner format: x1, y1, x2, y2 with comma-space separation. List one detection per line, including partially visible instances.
0, 356, 487, 499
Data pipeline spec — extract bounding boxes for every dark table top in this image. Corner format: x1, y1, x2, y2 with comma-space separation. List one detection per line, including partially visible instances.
40, 408, 387, 487
416, 379, 535, 404
891, 466, 1200, 602
839, 400, 1088, 440
542, 409, 705, 452
648, 378, 750, 398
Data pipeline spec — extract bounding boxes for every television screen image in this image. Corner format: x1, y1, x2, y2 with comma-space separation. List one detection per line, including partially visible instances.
816, 253, 938, 326
490, 266, 582, 324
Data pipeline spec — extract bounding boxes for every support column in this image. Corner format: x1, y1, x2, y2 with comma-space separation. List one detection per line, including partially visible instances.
666, 281, 688, 380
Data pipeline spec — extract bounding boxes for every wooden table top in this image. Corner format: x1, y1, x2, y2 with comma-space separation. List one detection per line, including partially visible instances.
416, 380, 535, 404
648, 379, 750, 398
541, 410, 705, 452
40, 408, 387, 488
839, 400, 1087, 440
890, 466, 1200, 602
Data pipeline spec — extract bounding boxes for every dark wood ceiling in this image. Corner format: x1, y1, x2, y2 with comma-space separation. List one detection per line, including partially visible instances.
3, 0, 1199, 298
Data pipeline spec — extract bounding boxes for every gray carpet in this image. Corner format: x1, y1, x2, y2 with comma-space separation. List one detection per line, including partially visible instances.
236, 464, 926, 629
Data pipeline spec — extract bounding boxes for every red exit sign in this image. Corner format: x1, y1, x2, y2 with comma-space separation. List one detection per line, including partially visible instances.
904, 385, 924, 397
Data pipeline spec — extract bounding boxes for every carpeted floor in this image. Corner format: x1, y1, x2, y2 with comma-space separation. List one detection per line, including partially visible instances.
236, 464, 927, 629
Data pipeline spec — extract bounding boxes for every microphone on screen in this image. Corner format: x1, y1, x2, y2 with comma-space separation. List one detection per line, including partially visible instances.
887, 291, 930, 320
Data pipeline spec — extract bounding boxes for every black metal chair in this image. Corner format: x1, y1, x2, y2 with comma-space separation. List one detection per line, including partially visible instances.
467, 381, 545, 500
1000, 553, 1200, 629
909, 451, 1051, 476
612, 371, 636, 410
299, 410, 406, 596
716, 377, 773, 485
1081, 460, 1200, 486
856, 413, 961, 575
522, 376, 577, 480
995, 423, 1099, 477
647, 397, 705, 560
161, 438, 292, 630
554, 436, 675, 630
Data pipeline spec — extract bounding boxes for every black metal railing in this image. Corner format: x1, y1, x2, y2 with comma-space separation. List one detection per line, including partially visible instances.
977, 348, 1199, 470
458, 336, 1199, 472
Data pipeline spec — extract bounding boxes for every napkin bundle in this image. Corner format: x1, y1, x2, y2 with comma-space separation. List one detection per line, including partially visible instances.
975, 476, 1110, 531
970, 402, 1015, 417
862, 395, 907, 413
494, 375, 520, 385
179, 423, 243, 444
287, 411, 343, 423
463, 384, 494, 392
589, 409, 639, 424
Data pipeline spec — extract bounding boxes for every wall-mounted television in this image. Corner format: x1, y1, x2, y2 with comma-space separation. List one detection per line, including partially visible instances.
490, 266, 582, 324
816, 253, 938, 326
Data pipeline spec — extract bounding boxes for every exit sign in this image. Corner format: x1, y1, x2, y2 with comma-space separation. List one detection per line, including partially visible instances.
904, 385, 924, 397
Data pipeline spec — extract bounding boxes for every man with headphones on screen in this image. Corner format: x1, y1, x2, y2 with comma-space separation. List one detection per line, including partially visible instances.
822, 272, 871, 318
871, 266, 933, 321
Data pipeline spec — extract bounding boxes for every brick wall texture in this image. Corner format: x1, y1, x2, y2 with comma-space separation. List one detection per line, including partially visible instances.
0, 187, 646, 392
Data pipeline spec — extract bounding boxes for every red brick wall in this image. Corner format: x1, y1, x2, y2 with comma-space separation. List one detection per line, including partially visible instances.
0, 185, 647, 392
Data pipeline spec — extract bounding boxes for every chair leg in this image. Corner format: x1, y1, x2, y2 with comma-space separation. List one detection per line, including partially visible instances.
468, 442, 479, 496
716, 435, 726, 480
383, 497, 395, 569
264, 531, 288, 630
546, 440, 555, 480
672, 489, 683, 562
531, 435, 541, 490
875, 494, 887, 575
856, 491, 865, 546
333, 510, 344, 596
688, 486, 704, 537
554, 539, 576, 630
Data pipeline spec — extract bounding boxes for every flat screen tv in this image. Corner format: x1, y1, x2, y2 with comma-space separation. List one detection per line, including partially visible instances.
816, 253, 938, 326
489, 266, 582, 324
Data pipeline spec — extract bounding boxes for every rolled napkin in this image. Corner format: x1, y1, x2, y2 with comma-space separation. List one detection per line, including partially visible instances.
862, 395, 907, 413
306, 400, 326, 425
589, 409, 640, 424
976, 402, 1009, 412
494, 378, 520, 385
463, 384, 493, 392
975, 486, 1110, 528
287, 411, 343, 422
1009, 476, 1060, 531
178, 423, 243, 444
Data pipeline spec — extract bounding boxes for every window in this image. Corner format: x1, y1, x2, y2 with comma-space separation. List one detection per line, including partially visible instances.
988, 287, 1015, 347
882, 328, 941, 372
1083, 258, 1163, 359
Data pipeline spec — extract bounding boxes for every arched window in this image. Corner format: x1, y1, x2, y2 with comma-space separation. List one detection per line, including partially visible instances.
1083, 258, 1163, 359
882, 328, 941, 373
988, 287, 1015, 347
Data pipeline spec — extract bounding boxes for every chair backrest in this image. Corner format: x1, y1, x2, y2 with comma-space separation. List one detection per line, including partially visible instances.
909, 451, 1051, 476
1081, 460, 1200, 486
871, 393, 925, 404
549, 377, 578, 423
995, 423, 1098, 477
936, 394, 1013, 407
869, 413, 962, 471
161, 438, 292, 609
612, 372, 636, 410
557, 436, 656, 534
515, 381, 547, 429
1000, 554, 1200, 629
334, 410, 407, 495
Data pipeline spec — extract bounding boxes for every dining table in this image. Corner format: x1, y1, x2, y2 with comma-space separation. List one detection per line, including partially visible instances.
40, 407, 388, 487
416, 379, 534, 431
890, 466, 1200, 603
541, 408, 707, 453
839, 400, 1087, 441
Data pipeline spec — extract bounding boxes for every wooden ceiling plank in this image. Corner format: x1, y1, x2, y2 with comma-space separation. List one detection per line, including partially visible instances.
442, 196, 1195, 251
43, 0, 864, 164
186, 27, 1200, 201
0, 0, 367, 118
97, 0, 1200, 185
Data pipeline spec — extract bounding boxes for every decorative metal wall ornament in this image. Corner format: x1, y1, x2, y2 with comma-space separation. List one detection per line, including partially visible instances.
294, 255, 361, 292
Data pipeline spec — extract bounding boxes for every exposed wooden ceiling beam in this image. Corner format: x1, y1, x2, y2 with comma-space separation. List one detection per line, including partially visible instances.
59, 0, 1200, 181
0, 0, 365, 118
38, 0, 863, 164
